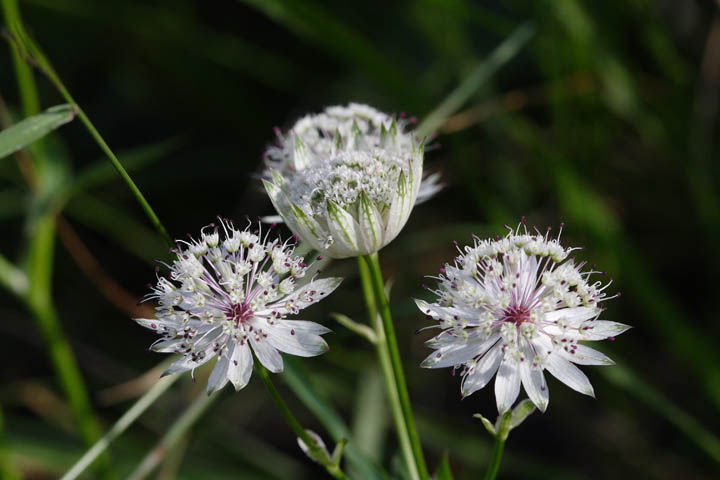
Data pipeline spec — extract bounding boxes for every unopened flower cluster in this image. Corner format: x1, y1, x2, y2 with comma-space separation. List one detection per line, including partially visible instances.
418, 224, 630, 413
136, 220, 341, 393
263, 103, 439, 258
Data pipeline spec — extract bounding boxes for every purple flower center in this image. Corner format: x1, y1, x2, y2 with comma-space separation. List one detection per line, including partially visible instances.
228, 303, 254, 326
502, 305, 530, 326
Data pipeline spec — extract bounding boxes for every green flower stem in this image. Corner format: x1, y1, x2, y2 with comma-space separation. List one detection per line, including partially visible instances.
61, 373, 179, 480
483, 411, 512, 480
357, 256, 419, 480
360, 254, 429, 480
255, 361, 349, 480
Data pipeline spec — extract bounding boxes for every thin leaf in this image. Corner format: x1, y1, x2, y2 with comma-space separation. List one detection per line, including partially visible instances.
0, 104, 75, 160
433, 453, 454, 480
416, 23, 535, 137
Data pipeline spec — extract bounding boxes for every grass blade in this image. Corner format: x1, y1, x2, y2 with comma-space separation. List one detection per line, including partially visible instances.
416, 22, 535, 137
0, 104, 75, 160
61, 374, 179, 480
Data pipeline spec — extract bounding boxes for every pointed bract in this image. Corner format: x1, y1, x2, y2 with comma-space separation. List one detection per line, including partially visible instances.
262, 103, 440, 258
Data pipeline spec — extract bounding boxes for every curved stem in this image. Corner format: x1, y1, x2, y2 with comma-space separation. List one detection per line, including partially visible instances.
255, 361, 349, 480
357, 257, 419, 480
360, 254, 429, 480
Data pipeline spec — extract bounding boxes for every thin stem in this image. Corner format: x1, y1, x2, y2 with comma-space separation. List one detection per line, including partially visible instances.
128, 388, 219, 480
483, 436, 506, 480
356, 256, 419, 480
2, 6, 173, 247
483, 412, 512, 480
360, 254, 429, 480
61, 374, 179, 480
255, 361, 349, 480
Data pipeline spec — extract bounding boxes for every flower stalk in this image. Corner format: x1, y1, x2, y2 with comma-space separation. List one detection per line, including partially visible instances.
255, 361, 349, 480
482, 411, 511, 480
356, 256, 418, 480
360, 254, 429, 480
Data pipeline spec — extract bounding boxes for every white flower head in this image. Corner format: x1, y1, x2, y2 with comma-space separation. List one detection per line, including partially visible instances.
417, 220, 630, 413
136, 218, 342, 394
263, 103, 440, 259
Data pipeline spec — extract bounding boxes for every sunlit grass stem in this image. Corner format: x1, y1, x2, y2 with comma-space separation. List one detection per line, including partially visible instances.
127, 387, 220, 480
61, 374, 179, 480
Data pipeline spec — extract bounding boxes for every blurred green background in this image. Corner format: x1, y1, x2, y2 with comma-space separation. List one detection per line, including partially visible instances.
1, 0, 719, 478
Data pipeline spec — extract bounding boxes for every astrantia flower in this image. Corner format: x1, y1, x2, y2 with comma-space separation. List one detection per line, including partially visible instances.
135, 219, 342, 394
417, 222, 630, 413
263, 103, 441, 259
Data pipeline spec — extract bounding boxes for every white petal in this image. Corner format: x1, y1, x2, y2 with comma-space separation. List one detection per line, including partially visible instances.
495, 355, 522, 413
416, 172, 443, 205
280, 320, 332, 335
544, 306, 599, 327
266, 322, 329, 357
519, 343, 549, 412
163, 347, 217, 376
268, 277, 343, 314
415, 299, 487, 328
558, 344, 615, 365
357, 193, 384, 253
207, 354, 230, 394
135, 317, 178, 332
150, 337, 186, 353
383, 171, 412, 244
325, 200, 361, 255
577, 320, 631, 341
545, 353, 595, 397
421, 333, 500, 369
228, 342, 253, 391
250, 337, 284, 373
461, 344, 503, 397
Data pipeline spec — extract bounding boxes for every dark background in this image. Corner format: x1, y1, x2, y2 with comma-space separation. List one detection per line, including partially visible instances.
1, 0, 719, 478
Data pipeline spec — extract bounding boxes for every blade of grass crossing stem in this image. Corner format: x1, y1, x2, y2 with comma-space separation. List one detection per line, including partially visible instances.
416, 22, 535, 137
2, 1, 172, 246
61, 374, 179, 480
362, 254, 429, 480
282, 359, 390, 480
0, 104, 75, 160
357, 256, 419, 480
127, 389, 221, 480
